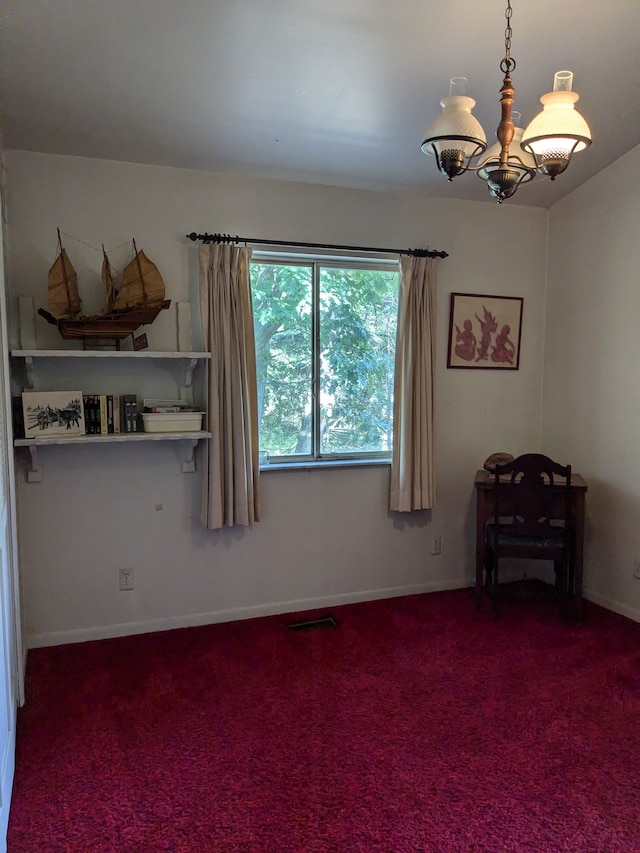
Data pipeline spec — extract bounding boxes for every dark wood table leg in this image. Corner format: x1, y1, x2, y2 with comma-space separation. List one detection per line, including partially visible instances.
573, 491, 586, 619
475, 491, 488, 609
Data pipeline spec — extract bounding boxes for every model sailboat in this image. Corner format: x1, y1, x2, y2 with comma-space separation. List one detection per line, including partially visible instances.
38, 231, 171, 343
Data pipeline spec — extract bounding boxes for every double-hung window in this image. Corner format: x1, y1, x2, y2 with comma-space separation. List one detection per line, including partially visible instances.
250, 255, 399, 465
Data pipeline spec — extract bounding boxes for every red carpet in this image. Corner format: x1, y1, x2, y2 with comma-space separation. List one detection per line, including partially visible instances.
8, 588, 640, 852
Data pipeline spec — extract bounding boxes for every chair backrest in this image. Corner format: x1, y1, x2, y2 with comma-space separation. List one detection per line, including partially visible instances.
493, 453, 572, 539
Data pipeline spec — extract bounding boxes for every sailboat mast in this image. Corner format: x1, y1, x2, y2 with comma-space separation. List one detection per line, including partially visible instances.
57, 228, 73, 312
102, 245, 115, 314
132, 238, 148, 305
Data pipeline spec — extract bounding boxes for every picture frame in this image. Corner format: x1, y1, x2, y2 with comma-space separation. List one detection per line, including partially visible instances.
447, 293, 523, 370
22, 391, 85, 438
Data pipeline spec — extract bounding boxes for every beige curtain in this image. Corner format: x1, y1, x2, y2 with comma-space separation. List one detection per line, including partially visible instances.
390, 255, 437, 511
199, 244, 260, 529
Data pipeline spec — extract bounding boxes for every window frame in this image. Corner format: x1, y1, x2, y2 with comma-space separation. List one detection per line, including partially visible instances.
251, 250, 400, 467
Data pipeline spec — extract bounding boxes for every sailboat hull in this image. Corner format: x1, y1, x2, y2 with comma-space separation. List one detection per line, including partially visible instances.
38, 301, 171, 341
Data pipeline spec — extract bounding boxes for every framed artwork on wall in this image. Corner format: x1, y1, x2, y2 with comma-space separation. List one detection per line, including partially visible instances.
21, 391, 85, 438
447, 293, 524, 370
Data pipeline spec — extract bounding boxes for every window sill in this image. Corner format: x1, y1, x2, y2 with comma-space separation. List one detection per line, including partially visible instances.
259, 458, 391, 473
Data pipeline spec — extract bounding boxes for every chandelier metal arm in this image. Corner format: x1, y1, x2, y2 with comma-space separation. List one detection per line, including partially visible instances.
463, 154, 533, 174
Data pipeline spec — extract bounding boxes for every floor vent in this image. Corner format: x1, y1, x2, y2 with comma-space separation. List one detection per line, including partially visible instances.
287, 615, 339, 631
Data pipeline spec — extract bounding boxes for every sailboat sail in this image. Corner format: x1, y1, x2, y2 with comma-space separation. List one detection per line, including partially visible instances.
101, 247, 118, 315
113, 240, 166, 310
47, 231, 82, 319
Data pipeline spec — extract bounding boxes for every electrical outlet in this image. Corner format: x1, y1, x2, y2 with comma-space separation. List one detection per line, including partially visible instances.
119, 568, 134, 591
634, 558, 640, 580
431, 535, 442, 556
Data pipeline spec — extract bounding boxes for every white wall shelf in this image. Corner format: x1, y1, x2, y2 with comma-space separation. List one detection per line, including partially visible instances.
11, 349, 211, 479
11, 350, 211, 389
15, 432, 211, 482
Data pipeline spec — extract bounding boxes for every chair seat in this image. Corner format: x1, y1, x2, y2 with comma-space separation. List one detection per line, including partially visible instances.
487, 525, 565, 551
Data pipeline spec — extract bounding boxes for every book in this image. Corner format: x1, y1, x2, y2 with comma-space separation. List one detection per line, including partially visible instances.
92, 395, 100, 434
99, 395, 107, 435
106, 395, 114, 434
113, 395, 121, 434
121, 394, 138, 433
128, 395, 134, 433
85, 395, 99, 434
119, 395, 127, 433
82, 395, 91, 434
121, 395, 130, 433
85, 395, 92, 434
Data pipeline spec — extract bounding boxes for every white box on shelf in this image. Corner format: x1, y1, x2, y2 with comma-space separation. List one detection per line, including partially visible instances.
141, 412, 205, 433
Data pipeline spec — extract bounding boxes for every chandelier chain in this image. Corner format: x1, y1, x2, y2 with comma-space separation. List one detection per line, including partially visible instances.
501, 0, 516, 74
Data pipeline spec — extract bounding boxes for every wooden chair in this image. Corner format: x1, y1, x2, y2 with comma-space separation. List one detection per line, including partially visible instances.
484, 453, 573, 618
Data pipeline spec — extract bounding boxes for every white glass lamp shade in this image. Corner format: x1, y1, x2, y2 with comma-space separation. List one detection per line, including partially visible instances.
421, 95, 487, 180
476, 127, 537, 202
521, 78, 592, 179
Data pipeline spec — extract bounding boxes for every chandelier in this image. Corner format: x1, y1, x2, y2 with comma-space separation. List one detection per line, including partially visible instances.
420, 1, 592, 203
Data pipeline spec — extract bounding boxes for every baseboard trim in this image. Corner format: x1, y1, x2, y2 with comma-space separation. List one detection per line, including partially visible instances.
583, 589, 640, 624
27, 578, 470, 648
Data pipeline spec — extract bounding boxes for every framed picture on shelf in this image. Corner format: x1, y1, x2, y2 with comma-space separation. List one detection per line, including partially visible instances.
21, 391, 85, 438
447, 293, 524, 370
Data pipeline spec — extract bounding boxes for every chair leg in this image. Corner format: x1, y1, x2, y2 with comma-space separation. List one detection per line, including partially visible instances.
567, 556, 575, 598
554, 559, 566, 593
565, 555, 578, 622
475, 562, 484, 611
480, 550, 494, 614
484, 556, 493, 593
491, 558, 500, 620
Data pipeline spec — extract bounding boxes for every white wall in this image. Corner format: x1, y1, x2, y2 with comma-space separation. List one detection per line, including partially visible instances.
543, 145, 640, 621
4, 150, 548, 646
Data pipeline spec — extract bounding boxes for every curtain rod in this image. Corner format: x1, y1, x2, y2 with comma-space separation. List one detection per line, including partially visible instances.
186, 232, 448, 259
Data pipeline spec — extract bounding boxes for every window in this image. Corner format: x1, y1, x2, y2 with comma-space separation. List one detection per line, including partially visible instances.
250, 256, 399, 464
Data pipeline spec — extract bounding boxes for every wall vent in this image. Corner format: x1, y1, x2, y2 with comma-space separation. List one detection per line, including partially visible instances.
287, 615, 339, 631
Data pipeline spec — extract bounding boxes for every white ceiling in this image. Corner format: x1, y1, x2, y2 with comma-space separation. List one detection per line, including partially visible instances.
2, 0, 639, 208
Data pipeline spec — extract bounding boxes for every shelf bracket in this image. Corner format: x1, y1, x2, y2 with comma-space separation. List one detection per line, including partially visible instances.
26, 446, 43, 483
182, 438, 199, 473
23, 356, 35, 390
179, 357, 200, 406
183, 358, 199, 388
